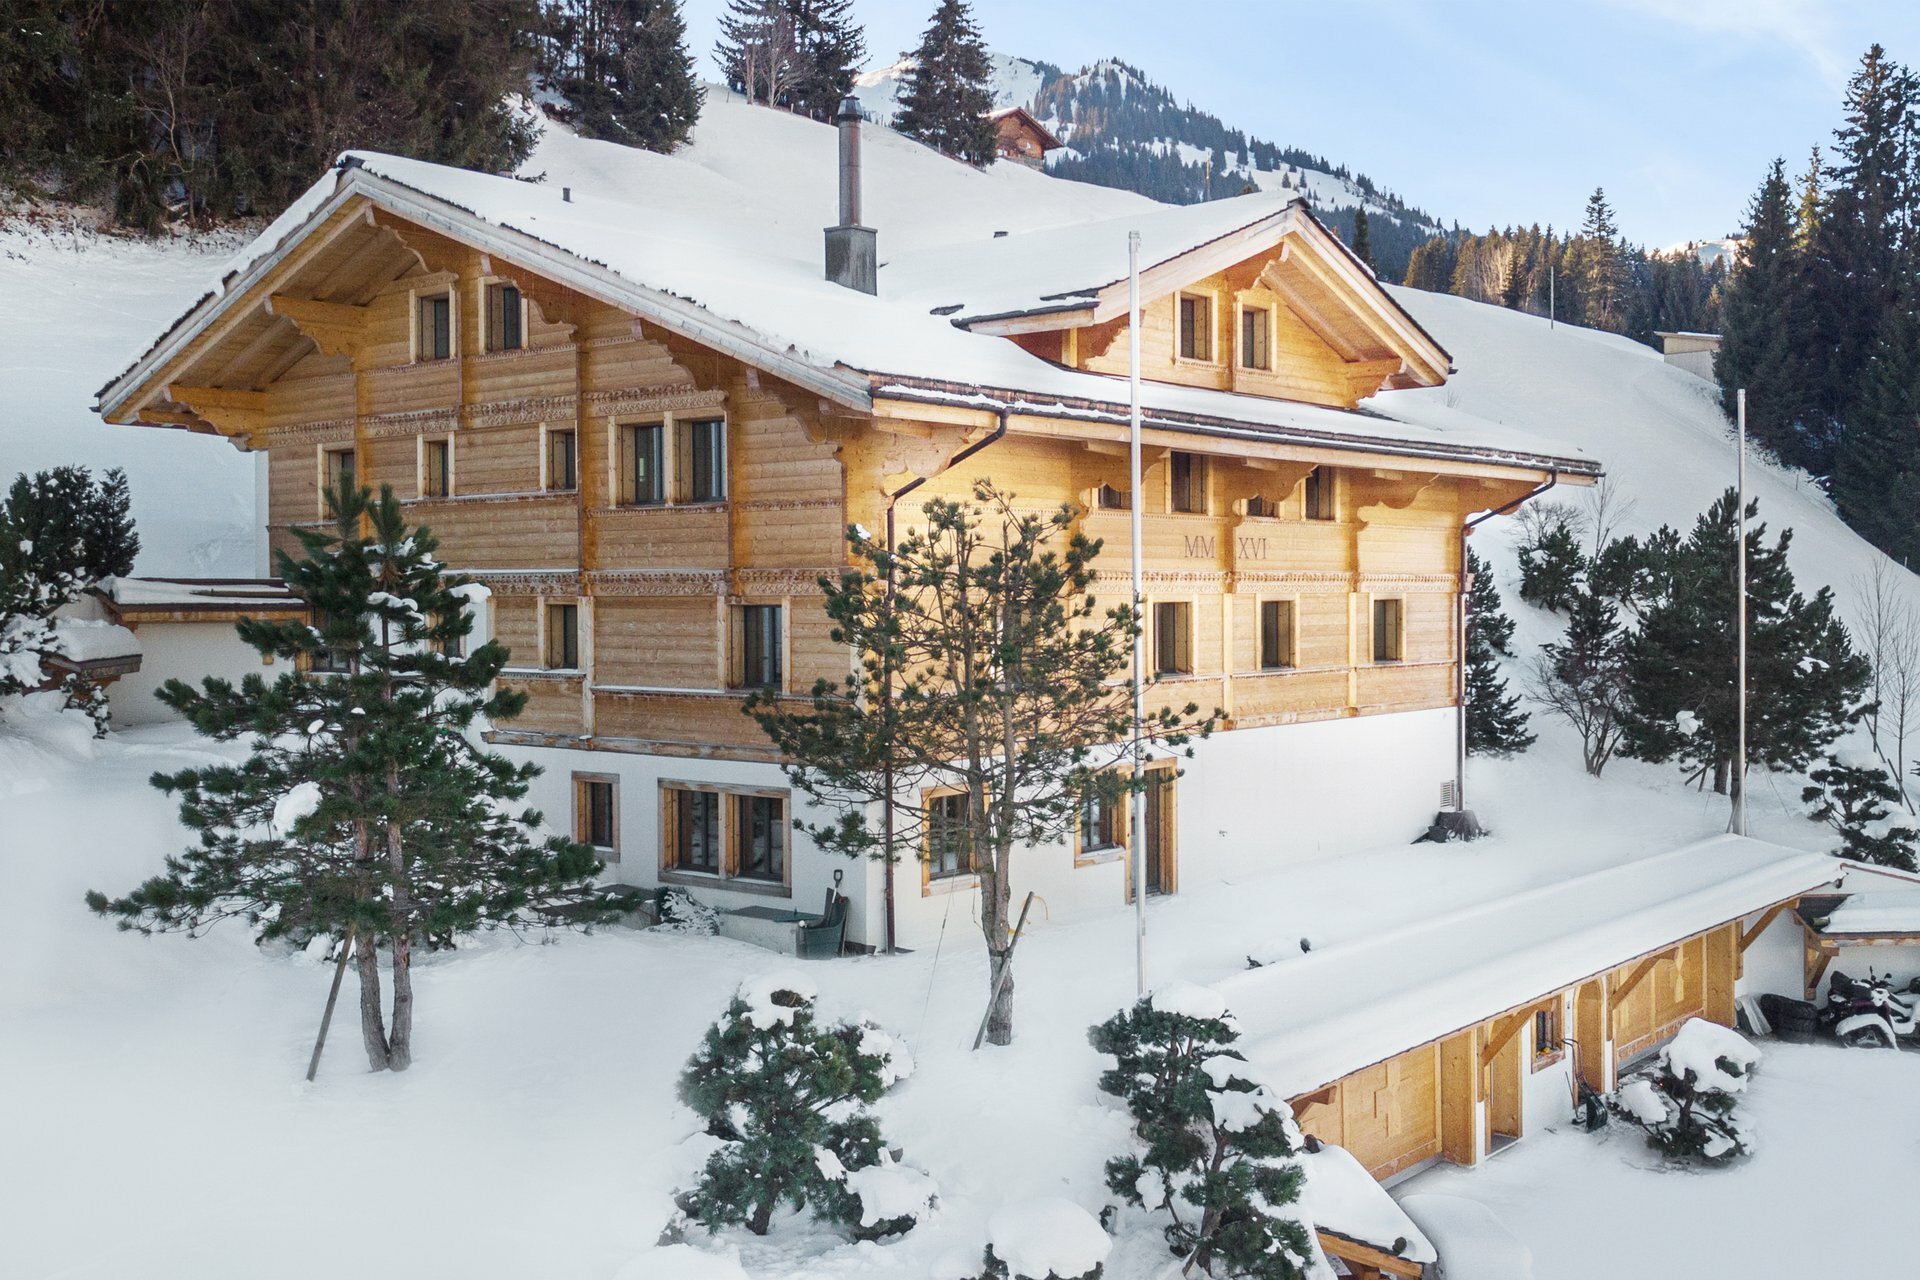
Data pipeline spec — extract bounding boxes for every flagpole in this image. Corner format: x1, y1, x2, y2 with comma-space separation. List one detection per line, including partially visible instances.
1734, 387, 1748, 836
1128, 230, 1148, 996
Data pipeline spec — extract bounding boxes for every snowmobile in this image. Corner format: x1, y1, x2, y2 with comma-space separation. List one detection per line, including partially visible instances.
1760, 970, 1915, 1048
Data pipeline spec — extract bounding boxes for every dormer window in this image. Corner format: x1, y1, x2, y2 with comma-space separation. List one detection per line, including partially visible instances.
1240, 306, 1271, 370
1178, 294, 1213, 362
417, 293, 452, 361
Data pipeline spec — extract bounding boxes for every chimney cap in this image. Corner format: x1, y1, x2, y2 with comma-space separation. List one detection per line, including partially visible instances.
835, 94, 863, 123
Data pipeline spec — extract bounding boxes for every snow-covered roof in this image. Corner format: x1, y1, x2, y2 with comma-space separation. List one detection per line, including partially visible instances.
1301, 1142, 1437, 1265
1214, 834, 1841, 1097
48, 619, 141, 663
1819, 888, 1920, 936
106, 577, 300, 609
98, 103, 1596, 480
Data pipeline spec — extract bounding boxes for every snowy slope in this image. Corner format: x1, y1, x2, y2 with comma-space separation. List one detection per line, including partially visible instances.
851, 50, 1050, 125
0, 216, 259, 577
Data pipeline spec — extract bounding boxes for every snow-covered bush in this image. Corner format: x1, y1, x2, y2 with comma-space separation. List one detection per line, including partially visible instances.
1802, 752, 1919, 870
1088, 982, 1313, 1279
675, 974, 924, 1238
982, 1197, 1111, 1279
1611, 1018, 1760, 1166
656, 888, 718, 935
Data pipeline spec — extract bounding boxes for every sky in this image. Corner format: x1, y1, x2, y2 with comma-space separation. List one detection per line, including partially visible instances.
678, 0, 1918, 248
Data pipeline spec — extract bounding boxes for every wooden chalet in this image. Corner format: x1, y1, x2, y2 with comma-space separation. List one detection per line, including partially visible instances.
987, 106, 1062, 168
97, 109, 1598, 954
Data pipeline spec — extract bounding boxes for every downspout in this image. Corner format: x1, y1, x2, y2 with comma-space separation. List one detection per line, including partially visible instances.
878, 408, 1011, 953
1456, 467, 1558, 819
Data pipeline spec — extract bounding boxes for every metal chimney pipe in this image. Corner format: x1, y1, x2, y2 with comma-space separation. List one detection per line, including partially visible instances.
837, 94, 862, 227
824, 94, 877, 294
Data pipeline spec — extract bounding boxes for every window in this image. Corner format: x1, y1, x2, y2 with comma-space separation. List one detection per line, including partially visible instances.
1153, 601, 1193, 675
436, 609, 467, 659
486, 282, 523, 352
670, 788, 722, 874
1095, 482, 1130, 511
1240, 306, 1271, 370
421, 438, 451, 499
546, 601, 580, 670
679, 418, 726, 503
417, 293, 451, 361
617, 422, 665, 505
320, 447, 356, 516
1178, 293, 1213, 361
1372, 597, 1403, 663
927, 790, 974, 880
735, 604, 783, 689
546, 428, 578, 492
1079, 788, 1122, 856
733, 793, 785, 882
1259, 599, 1295, 670
308, 610, 353, 674
575, 775, 617, 854
1533, 1004, 1564, 1067
1303, 467, 1335, 521
1168, 452, 1208, 514
1244, 495, 1279, 519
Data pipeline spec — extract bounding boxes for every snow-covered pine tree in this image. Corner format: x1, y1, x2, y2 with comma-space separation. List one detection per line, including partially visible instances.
1090, 984, 1313, 1279
1803, 754, 1920, 870
555, 0, 702, 152
0, 467, 138, 734
1464, 548, 1532, 757
1612, 1019, 1759, 1167
1833, 299, 1920, 565
86, 485, 631, 1072
1527, 584, 1631, 777
675, 974, 921, 1238
894, 0, 997, 167
1621, 490, 1869, 800
1715, 160, 1810, 466
1515, 522, 1585, 614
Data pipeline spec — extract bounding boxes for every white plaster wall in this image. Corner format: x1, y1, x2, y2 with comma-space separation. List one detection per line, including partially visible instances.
1663, 349, 1718, 383
1520, 1009, 1578, 1137
1734, 910, 1805, 1001
109, 623, 284, 726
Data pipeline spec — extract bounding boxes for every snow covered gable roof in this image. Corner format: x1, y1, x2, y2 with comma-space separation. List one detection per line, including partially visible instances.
1214, 834, 1841, 1098
97, 121, 1592, 479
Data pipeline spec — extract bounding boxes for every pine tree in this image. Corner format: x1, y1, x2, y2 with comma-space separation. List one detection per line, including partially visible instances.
1803, 754, 1920, 870
1349, 206, 1374, 272
1620, 491, 1870, 801
894, 0, 998, 167
1516, 523, 1585, 614
675, 975, 921, 1238
1465, 548, 1532, 757
1833, 298, 1920, 564
787, 0, 865, 120
556, 0, 702, 152
1090, 986, 1312, 1279
1793, 145, 1824, 249
1527, 584, 1631, 776
86, 486, 630, 1072
1614, 1022, 1757, 1167
0, 467, 139, 733
749, 484, 1212, 1044
1715, 160, 1811, 465
1569, 187, 1628, 331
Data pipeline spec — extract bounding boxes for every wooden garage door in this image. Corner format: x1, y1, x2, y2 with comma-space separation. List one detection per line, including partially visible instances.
1292, 1042, 1442, 1180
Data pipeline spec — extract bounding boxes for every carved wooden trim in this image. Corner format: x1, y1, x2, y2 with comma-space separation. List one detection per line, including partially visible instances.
1356, 574, 1457, 591
736, 497, 842, 512
462, 570, 582, 596
270, 418, 356, 447
585, 570, 727, 596
462, 394, 579, 429
1233, 570, 1358, 588
363, 408, 461, 439
735, 569, 834, 597
583, 386, 724, 419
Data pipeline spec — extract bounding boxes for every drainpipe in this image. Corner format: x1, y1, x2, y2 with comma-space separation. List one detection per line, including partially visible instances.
1453, 468, 1558, 829
877, 408, 1011, 953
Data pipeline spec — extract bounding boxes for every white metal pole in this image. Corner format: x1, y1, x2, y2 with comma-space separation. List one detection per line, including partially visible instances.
1128, 231, 1148, 997
1734, 388, 1748, 836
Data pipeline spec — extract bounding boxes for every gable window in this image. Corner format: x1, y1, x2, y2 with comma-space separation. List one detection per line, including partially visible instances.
669, 787, 722, 874
1095, 482, 1130, 511
421, 438, 452, 499
1168, 451, 1208, 514
927, 790, 975, 880
545, 600, 580, 670
417, 293, 452, 361
1178, 293, 1213, 361
1259, 599, 1295, 670
1240, 306, 1271, 370
1303, 467, 1336, 521
735, 604, 783, 690
1153, 601, 1193, 676
546, 428, 578, 492
486, 282, 524, 352
1371, 597, 1404, 663
321, 447, 356, 515
1080, 788, 1122, 856
575, 774, 617, 855
617, 422, 665, 506
733, 793, 786, 882
679, 418, 726, 503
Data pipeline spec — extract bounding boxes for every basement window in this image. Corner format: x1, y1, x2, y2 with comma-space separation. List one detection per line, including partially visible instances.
1177, 293, 1213, 361
486, 282, 524, 352
1371, 597, 1404, 664
1153, 600, 1193, 675
574, 774, 618, 856
1240, 306, 1271, 370
733, 793, 786, 883
667, 786, 723, 875
926, 790, 976, 880
1533, 1004, 1565, 1068
1079, 788, 1122, 857
417, 292, 452, 361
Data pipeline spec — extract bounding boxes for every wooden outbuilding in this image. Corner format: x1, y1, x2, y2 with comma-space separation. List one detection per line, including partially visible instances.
988, 106, 1062, 168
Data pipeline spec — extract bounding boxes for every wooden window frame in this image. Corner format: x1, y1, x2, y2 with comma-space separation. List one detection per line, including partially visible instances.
542, 424, 578, 493
1167, 451, 1210, 515
731, 601, 786, 692
1152, 599, 1195, 676
1258, 596, 1298, 671
484, 279, 526, 353
1176, 291, 1217, 364
614, 421, 667, 507
318, 444, 356, 519
922, 786, 979, 892
676, 417, 728, 505
1242, 494, 1281, 519
1302, 466, 1338, 521
1371, 595, 1404, 664
1094, 481, 1130, 511
1237, 302, 1272, 371
573, 772, 619, 860
609, 412, 730, 508
543, 598, 582, 671
1073, 775, 1127, 867
414, 289, 454, 363
657, 780, 792, 897
1125, 759, 1180, 902
1531, 997, 1567, 1071
418, 435, 454, 500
